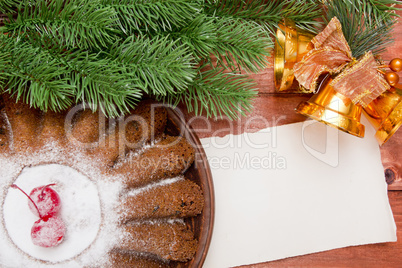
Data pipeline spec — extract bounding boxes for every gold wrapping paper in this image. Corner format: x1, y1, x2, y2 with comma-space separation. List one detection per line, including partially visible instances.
330, 52, 390, 107
293, 17, 352, 92
293, 17, 390, 106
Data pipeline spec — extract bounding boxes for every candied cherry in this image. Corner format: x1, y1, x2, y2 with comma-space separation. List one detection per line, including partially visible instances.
28, 184, 61, 218
11, 184, 66, 248
31, 216, 65, 247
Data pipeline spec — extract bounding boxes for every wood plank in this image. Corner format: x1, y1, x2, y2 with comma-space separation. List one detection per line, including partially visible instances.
180, 7, 402, 266
178, 94, 310, 139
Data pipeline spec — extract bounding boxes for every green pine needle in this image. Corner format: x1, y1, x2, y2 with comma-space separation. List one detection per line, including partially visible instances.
100, 0, 202, 35
205, 0, 283, 35
163, 65, 258, 120
324, 0, 399, 58
3, 0, 119, 50
347, 0, 401, 26
205, 0, 323, 35
0, 35, 75, 112
67, 50, 142, 117
0, 34, 143, 117
109, 35, 196, 96
283, 0, 324, 33
159, 14, 218, 60
0, 0, 19, 14
213, 18, 271, 73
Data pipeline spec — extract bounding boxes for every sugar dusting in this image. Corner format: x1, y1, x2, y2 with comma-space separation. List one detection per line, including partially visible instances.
125, 176, 183, 197
113, 136, 163, 169
0, 141, 123, 267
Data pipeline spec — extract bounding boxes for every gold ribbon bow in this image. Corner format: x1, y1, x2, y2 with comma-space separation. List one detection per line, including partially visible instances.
293, 17, 390, 107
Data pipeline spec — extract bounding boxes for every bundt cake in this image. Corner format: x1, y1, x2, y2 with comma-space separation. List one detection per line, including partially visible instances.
0, 94, 204, 267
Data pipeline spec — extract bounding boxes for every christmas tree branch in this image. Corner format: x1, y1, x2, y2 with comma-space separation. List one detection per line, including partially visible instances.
163, 64, 257, 120
156, 14, 217, 60
109, 35, 196, 96
205, 0, 323, 35
100, 0, 202, 35
2, 0, 119, 50
0, 35, 75, 112
0, 0, 19, 14
324, 0, 398, 58
0, 34, 143, 116
282, 0, 324, 33
0, 0, 369, 119
212, 18, 271, 73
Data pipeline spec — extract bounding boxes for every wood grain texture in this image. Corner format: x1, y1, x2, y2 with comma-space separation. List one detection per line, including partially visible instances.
179, 8, 402, 268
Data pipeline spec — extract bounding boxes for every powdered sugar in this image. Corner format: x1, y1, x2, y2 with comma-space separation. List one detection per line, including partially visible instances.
0, 143, 123, 267
126, 176, 183, 197
114, 137, 162, 169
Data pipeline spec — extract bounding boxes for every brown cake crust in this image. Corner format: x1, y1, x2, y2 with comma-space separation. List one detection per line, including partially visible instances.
90, 131, 124, 167
115, 135, 195, 188
39, 110, 69, 146
86, 102, 167, 168
0, 111, 10, 154
118, 221, 197, 262
118, 178, 204, 221
124, 100, 167, 150
70, 109, 104, 145
3, 94, 42, 153
108, 250, 169, 268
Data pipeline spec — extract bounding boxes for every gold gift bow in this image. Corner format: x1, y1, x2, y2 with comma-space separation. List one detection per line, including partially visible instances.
293, 17, 390, 107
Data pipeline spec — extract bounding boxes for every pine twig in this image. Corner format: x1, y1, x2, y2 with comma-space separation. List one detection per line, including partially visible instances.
0, 34, 143, 117
163, 64, 258, 120
324, 0, 398, 58
0, 35, 75, 112
0, 0, 20, 14
100, 0, 202, 35
3, 0, 119, 50
109, 35, 196, 96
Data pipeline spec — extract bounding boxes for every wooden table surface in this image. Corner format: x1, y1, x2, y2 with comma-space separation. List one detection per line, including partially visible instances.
181, 9, 402, 268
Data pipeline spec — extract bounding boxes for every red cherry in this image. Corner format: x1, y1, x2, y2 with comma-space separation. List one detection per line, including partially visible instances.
28, 184, 61, 218
11, 184, 66, 248
31, 216, 65, 247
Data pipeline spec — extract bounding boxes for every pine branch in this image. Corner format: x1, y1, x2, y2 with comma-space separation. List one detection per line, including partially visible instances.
0, 34, 143, 116
152, 13, 271, 72
324, 0, 397, 58
0, 35, 75, 112
156, 14, 218, 60
205, 0, 284, 36
283, 0, 324, 33
0, 32, 195, 116
348, 0, 401, 26
212, 18, 271, 73
100, 0, 202, 35
162, 65, 258, 120
205, 0, 323, 35
109, 35, 196, 97
0, 0, 19, 14
66, 50, 142, 117
2, 0, 119, 50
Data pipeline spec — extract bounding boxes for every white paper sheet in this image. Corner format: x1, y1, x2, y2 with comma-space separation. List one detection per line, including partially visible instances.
201, 119, 397, 268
